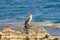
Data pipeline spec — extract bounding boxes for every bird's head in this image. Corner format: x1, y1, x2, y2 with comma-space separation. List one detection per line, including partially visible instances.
28, 12, 32, 17
28, 12, 32, 15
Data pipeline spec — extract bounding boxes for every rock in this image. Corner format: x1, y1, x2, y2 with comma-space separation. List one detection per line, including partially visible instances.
48, 36, 59, 40
0, 27, 60, 40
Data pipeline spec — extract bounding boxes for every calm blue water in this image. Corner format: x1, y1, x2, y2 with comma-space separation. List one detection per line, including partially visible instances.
0, 0, 60, 22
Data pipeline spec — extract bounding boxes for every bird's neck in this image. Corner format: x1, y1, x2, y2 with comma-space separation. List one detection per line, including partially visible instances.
29, 14, 32, 17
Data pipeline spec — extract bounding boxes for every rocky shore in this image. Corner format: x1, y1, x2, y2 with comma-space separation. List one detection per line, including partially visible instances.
0, 27, 60, 40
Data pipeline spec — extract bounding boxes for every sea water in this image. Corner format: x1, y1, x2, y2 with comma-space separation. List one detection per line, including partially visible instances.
0, 0, 60, 22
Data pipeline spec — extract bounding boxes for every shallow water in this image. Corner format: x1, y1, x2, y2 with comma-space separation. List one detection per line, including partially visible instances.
46, 28, 60, 37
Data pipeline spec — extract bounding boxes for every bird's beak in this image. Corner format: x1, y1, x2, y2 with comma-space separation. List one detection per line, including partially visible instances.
28, 12, 32, 15
28, 13, 30, 15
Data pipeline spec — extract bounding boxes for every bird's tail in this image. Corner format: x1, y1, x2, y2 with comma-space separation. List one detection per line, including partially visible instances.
24, 24, 29, 29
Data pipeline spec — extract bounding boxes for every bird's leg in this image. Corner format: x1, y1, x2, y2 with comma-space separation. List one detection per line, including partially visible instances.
25, 24, 32, 29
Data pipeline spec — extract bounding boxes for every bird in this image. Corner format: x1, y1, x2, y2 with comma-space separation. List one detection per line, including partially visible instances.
25, 12, 32, 29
